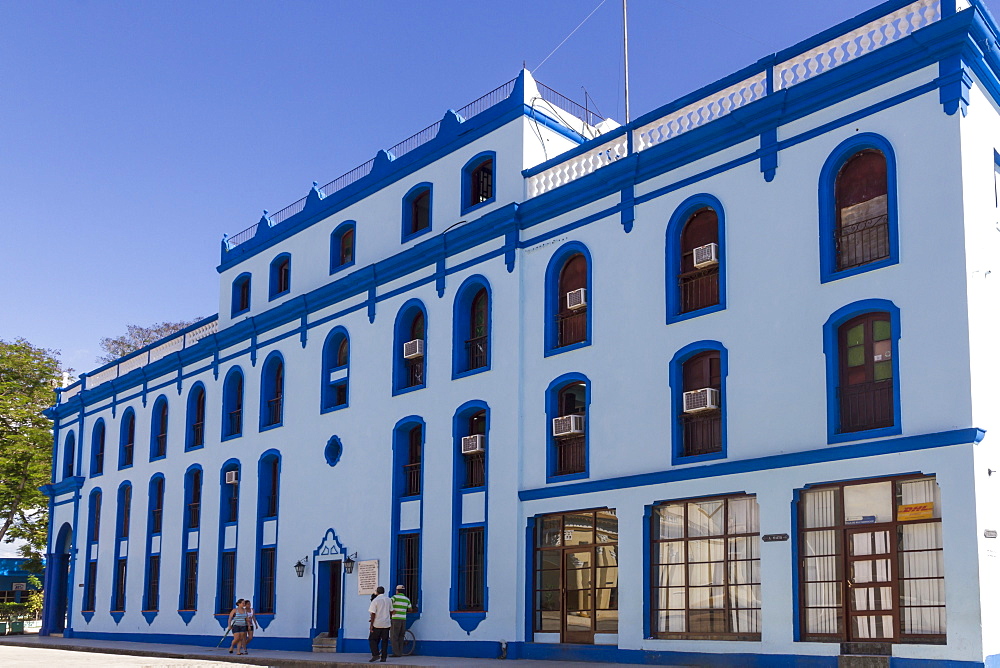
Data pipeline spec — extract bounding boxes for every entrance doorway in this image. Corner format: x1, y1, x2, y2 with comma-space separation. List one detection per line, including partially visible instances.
845, 527, 896, 641
533, 509, 618, 644
316, 560, 342, 638
46, 523, 72, 634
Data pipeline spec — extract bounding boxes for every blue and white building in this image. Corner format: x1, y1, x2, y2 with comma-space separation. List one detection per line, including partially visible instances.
40, 0, 1000, 664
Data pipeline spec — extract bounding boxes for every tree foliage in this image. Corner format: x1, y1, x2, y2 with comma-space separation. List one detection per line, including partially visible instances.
97, 319, 202, 364
0, 339, 62, 563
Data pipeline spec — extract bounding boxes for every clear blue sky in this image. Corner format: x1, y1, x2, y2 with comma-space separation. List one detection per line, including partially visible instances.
3, 0, 998, 377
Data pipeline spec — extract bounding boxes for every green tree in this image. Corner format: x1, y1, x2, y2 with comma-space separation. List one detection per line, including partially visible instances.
0, 339, 62, 563
97, 319, 203, 364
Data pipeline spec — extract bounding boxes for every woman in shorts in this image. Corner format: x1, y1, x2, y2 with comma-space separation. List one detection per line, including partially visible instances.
227, 599, 249, 655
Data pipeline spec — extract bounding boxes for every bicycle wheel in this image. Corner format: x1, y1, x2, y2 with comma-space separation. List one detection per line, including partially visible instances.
402, 629, 416, 656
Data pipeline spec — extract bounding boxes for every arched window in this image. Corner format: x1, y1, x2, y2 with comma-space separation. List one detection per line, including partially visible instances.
544, 243, 592, 355
222, 367, 244, 439
83, 489, 101, 612
838, 313, 894, 433
256, 452, 280, 614
260, 454, 280, 519
112, 482, 131, 612
117, 482, 132, 539
819, 134, 898, 282
185, 467, 202, 530
393, 301, 428, 394
269, 253, 291, 300
462, 410, 487, 488
462, 153, 495, 213
62, 432, 75, 481
180, 466, 202, 612
90, 420, 105, 476
150, 396, 168, 460
679, 208, 720, 313
260, 353, 284, 429
669, 341, 728, 464
322, 329, 350, 412
452, 276, 491, 377
546, 375, 590, 478
148, 475, 164, 535
402, 184, 432, 241
217, 461, 240, 614
403, 424, 423, 497
231, 273, 251, 316
119, 409, 135, 469
186, 384, 206, 450
330, 221, 356, 273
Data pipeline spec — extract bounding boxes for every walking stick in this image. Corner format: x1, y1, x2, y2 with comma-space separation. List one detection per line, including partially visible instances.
215, 625, 232, 648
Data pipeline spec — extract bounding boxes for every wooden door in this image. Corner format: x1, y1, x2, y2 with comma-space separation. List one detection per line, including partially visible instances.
845, 527, 898, 641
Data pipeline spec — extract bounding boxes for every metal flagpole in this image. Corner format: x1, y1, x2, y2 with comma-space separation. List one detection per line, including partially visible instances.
623, 0, 630, 124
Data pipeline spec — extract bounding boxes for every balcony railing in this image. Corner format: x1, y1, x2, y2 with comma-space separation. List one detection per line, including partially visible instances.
227, 497, 239, 523
191, 422, 204, 447
554, 435, 586, 476
465, 336, 488, 371
154, 434, 166, 458
679, 267, 720, 314
463, 452, 486, 488
123, 442, 133, 466
556, 310, 587, 348
266, 397, 283, 425
836, 213, 889, 270
228, 409, 242, 435
403, 463, 422, 496
681, 411, 723, 457
405, 359, 425, 388
839, 380, 894, 432
188, 502, 200, 529
150, 509, 162, 534
265, 494, 278, 518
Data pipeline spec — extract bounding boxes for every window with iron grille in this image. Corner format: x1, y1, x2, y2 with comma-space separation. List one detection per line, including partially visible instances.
91, 421, 105, 476
469, 159, 494, 207
83, 561, 97, 612
189, 386, 206, 449
678, 208, 720, 314
680, 351, 722, 457
651, 495, 761, 640
261, 456, 279, 518
225, 473, 239, 524
224, 369, 243, 438
553, 382, 586, 476
119, 485, 131, 539
457, 527, 485, 611
182, 551, 198, 610
462, 411, 486, 489
217, 551, 236, 614
323, 331, 350, 410
262, 357, 284, 427
555, 254, 587, 348
112, 558, 127, 611
121, 412, 135, 468
396, 533, 420, 609
90, 492, 101, 542
150, 478, 164, 534
232, 273, 251, 315
151, 398, 168, 459
837, 313, 894, 433
466, 289, 489, 371
403, 425, 422, 497
187, 469, 202, 529
258, 547, 276, 613
145, 555, 160, 611
835, 150, 889, 272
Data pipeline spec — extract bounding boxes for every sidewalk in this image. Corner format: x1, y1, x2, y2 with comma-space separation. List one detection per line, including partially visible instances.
0, 634, 641, 668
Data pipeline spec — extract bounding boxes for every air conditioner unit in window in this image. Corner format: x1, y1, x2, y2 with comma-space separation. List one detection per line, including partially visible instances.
566, 288, 587, 310
461, 434, 485, 454
225, 470, 239, 485
402, 339, 424, 359
692, 243, 719, 268
552, 414, 585, 437
683, 388, 720, 413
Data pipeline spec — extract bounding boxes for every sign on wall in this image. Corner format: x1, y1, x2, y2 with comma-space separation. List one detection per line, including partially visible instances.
897, 503, 933, 522
11, 583, 25, 591
357, 560, 379, 596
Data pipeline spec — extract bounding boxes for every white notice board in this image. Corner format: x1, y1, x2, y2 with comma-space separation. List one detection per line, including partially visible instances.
357, 560, 379, 596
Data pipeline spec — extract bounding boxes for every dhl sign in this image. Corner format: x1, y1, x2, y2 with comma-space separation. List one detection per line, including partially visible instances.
897, 502, 934, 521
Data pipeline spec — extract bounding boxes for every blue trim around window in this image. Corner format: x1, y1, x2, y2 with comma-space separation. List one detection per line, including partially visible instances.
62, 432, 75, 481
215, 459, 241, 620
523, 515, 535, 644
89, 420, 105, 477
221, 366, 244, 441
401, 183, 433, 243
822, 298, 902, 444
149, 395, 168, 462
451, 275, 492, 379
268, 253, 291, 301
545, 372, 591, 482
254, 450, 280, 621
460, 151, 497, 216
231, 272, 251, 317
119, 409, 135, 470
390, 416, 425, 618
392, 299, 428, 396
642, 504, 653, 639
449, 400, 489, 632
329, 220, 357, 274
668, 340, 729, 466
111, 481, 131, 615
115, 481, 131, 541
175, 465, 202, 619
185, 382, 206, 452
543, 241, 593, 357
664, 193, 727, 324
320, 327, 350, 413
259, 351, 284, 431
818, 133, 899, 283
82, 488, 101, 619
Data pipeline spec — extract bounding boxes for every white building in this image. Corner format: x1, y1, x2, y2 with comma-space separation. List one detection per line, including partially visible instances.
41, 1, 1000, 665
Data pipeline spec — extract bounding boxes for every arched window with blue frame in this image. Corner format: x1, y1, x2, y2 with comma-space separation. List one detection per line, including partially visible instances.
82, 488, 101, 614
819, 134, 898, 283
260, 352, 284, 430
119, 408, 136, 469
186, 383, 206, 451
255, 451, 280, 616
391, 417, 425, 613
90, 420, 105, 477
112, 481, 131, 614
222, 367, 244, 440
330, 221, 356, 273
665, 194, 726, 324
823, 299, 902, 443
393, 300, 428, 395
62, 432, 76, 481
452, 275, 491, 378
461, 152, 495, 214
179, 465, 202, 615
451, 401, 489, 622
147, 474, 165, 537
544, 242, 592, 356
268, 253, 291, 300
401, 183, 432, 242
231, 272, 252, 316
216, 460, 241, 614
150, 395, 168, 461
546, 373, 590, 480
669, 341, 728, 465
321, 328, 350, 412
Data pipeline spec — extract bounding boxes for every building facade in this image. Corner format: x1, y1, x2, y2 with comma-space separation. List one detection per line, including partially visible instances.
41, 0, 1000, 664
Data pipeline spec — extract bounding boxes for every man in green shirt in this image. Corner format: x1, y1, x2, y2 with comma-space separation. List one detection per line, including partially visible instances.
389, 584, 413, 657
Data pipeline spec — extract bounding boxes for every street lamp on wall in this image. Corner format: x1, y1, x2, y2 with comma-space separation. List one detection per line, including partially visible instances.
293, 556, 309, 578
344, 552, 357, 574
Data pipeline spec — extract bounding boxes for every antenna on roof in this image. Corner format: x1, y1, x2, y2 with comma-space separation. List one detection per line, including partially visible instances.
623, 0, 631, 124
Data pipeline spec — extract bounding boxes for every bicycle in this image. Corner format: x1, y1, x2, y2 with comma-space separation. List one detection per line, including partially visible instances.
401, 629, 416, 656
